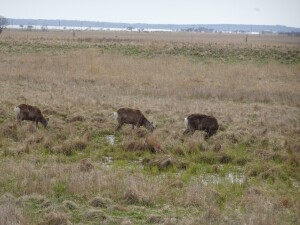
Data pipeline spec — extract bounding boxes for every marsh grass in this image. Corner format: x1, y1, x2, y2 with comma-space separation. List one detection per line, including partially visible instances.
0, 200, 28, 225
0, 30, 299, 224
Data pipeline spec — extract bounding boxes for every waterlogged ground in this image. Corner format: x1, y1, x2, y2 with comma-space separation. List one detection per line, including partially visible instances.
106, 135, 116, 146
104, 134, 246, 185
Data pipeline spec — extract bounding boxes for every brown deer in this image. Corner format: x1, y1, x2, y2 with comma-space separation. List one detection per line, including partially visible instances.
14, 104, 48, 128
183, 114, 218, 137
114, 108, 156, 132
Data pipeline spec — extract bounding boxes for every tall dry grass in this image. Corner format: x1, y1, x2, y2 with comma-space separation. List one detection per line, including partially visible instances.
1, 47, 298, 147
4, 159, 287, 225
3, 29, 300, 46
0, 159, 165, 203
0, 194, 28, 225
1, 49, 299, 107
0, 30, 299, 224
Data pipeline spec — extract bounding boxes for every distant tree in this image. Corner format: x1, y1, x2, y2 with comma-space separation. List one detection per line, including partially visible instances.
27, 25, 33, 31
127, 26, 133, 31
0, 16, 9, 34
184, 28, 194, 32
41, 25, 48, 31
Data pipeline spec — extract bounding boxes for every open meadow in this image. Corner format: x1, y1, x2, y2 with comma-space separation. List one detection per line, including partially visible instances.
0, 29, 300, 225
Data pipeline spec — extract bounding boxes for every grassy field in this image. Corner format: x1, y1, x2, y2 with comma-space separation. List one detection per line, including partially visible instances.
0, 29, 300, 225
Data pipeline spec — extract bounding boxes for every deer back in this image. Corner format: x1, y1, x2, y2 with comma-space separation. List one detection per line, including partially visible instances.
117, 108, 145, 124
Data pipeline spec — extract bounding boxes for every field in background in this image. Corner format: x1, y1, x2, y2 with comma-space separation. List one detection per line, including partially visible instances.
0, 30, 299, 225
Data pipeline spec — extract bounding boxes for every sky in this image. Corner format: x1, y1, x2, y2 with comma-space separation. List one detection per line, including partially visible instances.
1, 0, 300, 28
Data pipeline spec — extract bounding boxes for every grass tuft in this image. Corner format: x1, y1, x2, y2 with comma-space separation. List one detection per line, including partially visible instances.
44, 212, 69, 225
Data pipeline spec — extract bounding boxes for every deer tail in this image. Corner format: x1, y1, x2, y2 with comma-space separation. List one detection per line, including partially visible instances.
14, 106, 20, 116
184, 117, 188, 129
113, 112, 118, 121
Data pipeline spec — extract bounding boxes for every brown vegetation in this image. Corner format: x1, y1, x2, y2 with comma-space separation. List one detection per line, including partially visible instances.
0, 29, 299, 224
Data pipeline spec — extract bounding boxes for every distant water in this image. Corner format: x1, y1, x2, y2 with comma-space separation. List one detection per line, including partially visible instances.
7, 25, 173, 32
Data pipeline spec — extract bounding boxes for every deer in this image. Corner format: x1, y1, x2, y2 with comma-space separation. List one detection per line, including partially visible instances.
183, 114, 218, 138
14, 104, 48, 128
114, 108, 156, 132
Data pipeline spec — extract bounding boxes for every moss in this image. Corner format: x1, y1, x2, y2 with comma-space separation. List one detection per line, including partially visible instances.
52, 181, 67, 198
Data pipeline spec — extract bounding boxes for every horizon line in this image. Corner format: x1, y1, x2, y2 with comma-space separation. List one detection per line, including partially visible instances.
7, 18, 300, 29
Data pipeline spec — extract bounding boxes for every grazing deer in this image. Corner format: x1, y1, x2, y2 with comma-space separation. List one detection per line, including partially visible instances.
14, 104, 48, 128
183, 114, 218, 137
114, 108, 156, 132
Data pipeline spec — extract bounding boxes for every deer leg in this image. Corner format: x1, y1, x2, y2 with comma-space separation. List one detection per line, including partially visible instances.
132, 124, 135, 129
207, 128, 216, 137
204, 133, 209, 140
184, 123, 195, 135
116, 123, 122, 131
35, 120, 39, 128
183, 129, 192, 135
16, 116, 21, 126
136, 119, 142, 129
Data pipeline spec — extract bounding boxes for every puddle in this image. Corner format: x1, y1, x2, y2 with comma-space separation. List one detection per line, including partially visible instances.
290, 178, 299, 188
105, 135, 115, 145
199, 173, 245, 185
94, 156, 114, 169
227, 173, 245, 184
103, 156, 113, 164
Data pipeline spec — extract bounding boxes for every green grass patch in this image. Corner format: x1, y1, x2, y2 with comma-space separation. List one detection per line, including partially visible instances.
2, 39, 300, 64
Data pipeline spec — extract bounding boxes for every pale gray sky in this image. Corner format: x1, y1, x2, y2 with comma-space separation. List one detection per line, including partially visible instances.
1, 0, 300, 27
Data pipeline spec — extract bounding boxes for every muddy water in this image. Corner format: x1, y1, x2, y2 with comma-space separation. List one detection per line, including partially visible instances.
199, 173, 245, 185
101, 136, 248, 186
105, 135, 115, 145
